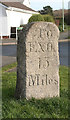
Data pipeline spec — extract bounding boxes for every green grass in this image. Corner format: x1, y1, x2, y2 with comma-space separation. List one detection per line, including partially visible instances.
2, 64, 70, 118
2, 62, 17, 72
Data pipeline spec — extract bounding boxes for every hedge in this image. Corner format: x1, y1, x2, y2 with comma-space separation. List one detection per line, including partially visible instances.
43, 15, 54, 23
28, 14, 44, 23
28, 14, 54, 23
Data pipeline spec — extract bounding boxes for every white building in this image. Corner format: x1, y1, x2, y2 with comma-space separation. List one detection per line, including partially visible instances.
0, 0, 38, 38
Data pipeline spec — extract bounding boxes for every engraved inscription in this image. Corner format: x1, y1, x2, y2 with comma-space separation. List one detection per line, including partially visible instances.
27, 74, 58, 86
38, 57, 49, 69
39, 58, 41, 69
27, 42, 35, 52
27, 42, 53, 52
47, 43, 52, 52
42, 75, 47, 85
40, 29, 52, 39
40, 29, 45, 38
38, 42, 45, 52
47, 31, 52, 38
28, 74, 40, 86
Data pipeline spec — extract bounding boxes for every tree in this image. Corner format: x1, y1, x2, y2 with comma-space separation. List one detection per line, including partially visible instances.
39, 6, 53, 16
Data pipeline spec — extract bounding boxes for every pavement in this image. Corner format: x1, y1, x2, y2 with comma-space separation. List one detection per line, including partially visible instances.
0, 38, 17, 45
59, 39, 70, 42
59, 30, 70, 40
2, 56, 16, 67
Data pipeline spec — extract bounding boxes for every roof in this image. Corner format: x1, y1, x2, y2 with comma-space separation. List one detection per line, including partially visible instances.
1, 2, 36, 12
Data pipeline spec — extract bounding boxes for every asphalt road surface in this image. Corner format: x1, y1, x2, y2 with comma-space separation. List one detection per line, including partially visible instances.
1, 42, 70, 67
59, 41, 70, 66
2, 45, 17, 67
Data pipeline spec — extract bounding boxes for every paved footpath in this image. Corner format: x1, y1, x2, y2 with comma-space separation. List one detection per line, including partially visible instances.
0, 38, 17, 45
2, 56, 16, 67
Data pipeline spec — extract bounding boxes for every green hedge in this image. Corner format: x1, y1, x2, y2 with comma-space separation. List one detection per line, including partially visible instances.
43, 15, 54, 23
28, 14, 44, 23
28, 14, 54, 23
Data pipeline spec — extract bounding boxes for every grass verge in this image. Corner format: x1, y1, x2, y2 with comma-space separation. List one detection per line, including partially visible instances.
2, 62, 17, 72
2, 64, 70, 118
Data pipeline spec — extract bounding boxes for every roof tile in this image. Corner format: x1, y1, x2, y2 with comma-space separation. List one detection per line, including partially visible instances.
1, 2, 36, 12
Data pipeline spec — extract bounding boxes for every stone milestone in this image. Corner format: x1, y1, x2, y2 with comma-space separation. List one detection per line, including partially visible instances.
16, 22, 60, 99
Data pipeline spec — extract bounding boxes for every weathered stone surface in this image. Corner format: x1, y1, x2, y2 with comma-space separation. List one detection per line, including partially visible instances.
16, 22, 60, 99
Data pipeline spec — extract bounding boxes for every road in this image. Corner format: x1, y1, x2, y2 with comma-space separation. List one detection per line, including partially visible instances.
0, 42, 70, 67
59, 41, 70, 66
2, 45, 17, 67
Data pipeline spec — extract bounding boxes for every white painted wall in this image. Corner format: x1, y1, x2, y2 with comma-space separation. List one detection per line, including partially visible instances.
0, 3, 8, 37
0, 4, 32, 37
0, 4, 2, 37
0, 2, 37, 37
6, 9, 33, 37
8, 10, 32, 27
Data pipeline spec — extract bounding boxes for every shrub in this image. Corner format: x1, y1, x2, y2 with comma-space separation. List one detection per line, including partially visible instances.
43, 15, 55, 23
59, 18, 63, 25
28, 14, 44, 23
28, 14, 55, 23
59, 25, 63, 32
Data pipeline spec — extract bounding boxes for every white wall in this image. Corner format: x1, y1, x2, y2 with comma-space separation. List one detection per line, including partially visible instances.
0, 4, 2, 37
0, 3, 36, 37
0, 4, 8, 37
6, 9, 32, 37
7, 10, 32, 27
0, 4, 32, 37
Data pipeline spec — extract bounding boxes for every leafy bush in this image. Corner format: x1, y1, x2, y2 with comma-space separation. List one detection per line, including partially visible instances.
59, 18, 63, 25
59, 25, 63, 32
28, 14, 55, 23
28, 14, 44, 23
43, 15, 54, 23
